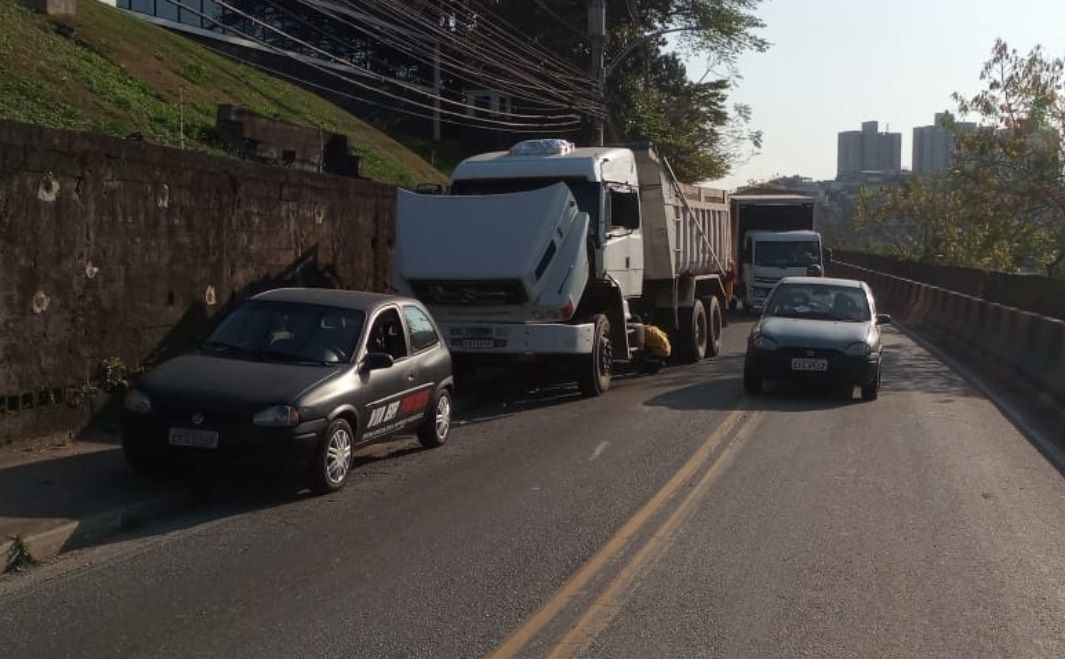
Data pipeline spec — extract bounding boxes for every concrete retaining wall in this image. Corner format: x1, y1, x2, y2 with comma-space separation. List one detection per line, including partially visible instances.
831, 261, 1065, 406
834, 250, 1065, 321
0, 120, 397, 445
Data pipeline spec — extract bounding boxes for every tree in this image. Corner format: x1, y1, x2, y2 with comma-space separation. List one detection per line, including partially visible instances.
854, 39, 1065, 275
952, 39, 1065, 275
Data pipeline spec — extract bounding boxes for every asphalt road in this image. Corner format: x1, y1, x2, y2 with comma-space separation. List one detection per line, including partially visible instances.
2, 319, 1065, 658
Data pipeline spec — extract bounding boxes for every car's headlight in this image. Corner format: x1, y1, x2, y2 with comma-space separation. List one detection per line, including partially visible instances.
845, 342, 872, 357
253, 405, 301, 427
752, 335, 778, 351
124, 389, 152, 414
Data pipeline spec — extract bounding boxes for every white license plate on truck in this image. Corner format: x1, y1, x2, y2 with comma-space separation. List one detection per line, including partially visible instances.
168, 428, 219, 449
791, 358, 828, 372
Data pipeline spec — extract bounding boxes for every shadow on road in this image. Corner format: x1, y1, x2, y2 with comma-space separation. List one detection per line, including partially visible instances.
879, 329, 976, 400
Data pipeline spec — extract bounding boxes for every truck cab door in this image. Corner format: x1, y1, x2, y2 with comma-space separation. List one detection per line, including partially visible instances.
602, 184, 644, 297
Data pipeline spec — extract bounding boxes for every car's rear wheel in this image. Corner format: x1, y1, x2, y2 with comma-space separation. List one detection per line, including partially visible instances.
308, 418, 354, 495
743, 365, 763, 395
417, 388, 453, 448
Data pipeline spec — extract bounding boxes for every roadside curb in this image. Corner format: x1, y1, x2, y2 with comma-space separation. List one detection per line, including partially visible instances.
2, 488, 196, 572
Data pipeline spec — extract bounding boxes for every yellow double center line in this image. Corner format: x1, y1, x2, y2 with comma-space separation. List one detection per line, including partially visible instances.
487, 407, 764, 659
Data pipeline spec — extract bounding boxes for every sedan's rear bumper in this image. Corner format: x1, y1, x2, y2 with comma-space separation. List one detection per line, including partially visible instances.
745, 349, 879, 387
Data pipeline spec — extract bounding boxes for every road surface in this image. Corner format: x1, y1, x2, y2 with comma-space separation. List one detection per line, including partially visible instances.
2, 319, 1064, 658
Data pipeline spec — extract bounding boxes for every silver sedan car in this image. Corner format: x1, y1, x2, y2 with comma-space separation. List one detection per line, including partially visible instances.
743, 276, 891, 401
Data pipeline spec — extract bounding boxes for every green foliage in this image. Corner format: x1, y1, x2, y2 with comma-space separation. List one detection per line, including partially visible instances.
601, 0, 769, 182
0, 0, 445, 186
5, 536, 38, 573
855, 39, 1065, 276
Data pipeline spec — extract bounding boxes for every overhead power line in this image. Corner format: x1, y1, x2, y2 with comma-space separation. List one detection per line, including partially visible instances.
162, 0, 589, 131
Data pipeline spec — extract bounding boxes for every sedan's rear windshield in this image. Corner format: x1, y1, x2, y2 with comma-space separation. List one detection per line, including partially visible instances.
765, 283, 870, 321
203, 301, 366, 364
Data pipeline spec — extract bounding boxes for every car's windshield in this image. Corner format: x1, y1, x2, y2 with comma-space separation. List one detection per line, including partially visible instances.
765, 283, 871, 321
203, 300, 366, 364
754, 240, 821, 268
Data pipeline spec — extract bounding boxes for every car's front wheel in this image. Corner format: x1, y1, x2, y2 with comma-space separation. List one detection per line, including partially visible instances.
417, 388, 453, 448
122, 436, 171, 476
861, 366, 881, 401
743, 364, 763, 395
308, 417, 355, 495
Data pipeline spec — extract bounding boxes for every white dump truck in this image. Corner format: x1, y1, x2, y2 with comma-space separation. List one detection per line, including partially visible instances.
393, 139, 734, 396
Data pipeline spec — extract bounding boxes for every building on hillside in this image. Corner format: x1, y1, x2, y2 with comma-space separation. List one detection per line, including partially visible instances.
912, 112, 977, 175
215, 105, 364, 177
837, 120, 902, 179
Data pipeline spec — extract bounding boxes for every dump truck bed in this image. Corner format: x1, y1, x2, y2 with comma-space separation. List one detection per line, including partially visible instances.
632, 146, 732, 281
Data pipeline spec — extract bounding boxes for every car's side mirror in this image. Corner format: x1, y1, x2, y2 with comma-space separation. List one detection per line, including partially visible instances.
824, 248, 833, 265
876, 314, 892, 325
362, 352, 394, 371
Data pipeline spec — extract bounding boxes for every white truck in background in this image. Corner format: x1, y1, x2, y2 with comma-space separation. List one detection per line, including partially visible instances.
393, 139, 735, 396
729, 194, 824, 313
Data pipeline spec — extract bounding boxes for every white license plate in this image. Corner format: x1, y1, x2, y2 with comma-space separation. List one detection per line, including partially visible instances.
791, 358, 828, 372
168, 428, 219, 449
460, 338, 495, 349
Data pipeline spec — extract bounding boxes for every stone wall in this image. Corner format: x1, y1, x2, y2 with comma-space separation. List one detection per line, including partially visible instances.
0, 120, 397, 445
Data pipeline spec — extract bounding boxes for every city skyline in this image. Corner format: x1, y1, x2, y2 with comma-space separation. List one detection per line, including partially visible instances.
699, 0, 1065, 190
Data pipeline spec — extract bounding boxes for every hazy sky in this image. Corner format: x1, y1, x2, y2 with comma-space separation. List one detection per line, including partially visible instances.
685, 0, 1065, 190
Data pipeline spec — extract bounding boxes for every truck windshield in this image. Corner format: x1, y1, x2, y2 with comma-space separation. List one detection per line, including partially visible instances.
449, 178, 601, 218
753, 240, 821, 268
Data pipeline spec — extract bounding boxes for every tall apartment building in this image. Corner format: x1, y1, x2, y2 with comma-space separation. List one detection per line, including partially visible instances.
836, 120, 902, 179
912, 112, 977, 175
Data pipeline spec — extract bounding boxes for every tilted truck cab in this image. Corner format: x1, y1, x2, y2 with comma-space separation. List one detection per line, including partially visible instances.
393, 139, 734, 396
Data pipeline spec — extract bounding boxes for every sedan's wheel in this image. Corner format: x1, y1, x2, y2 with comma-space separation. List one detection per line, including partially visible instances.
122, 437, 171, 476
308, 418, 355, 495
861, 366, 881, 401
417, 388, 453, 448
743, 365, 762, 395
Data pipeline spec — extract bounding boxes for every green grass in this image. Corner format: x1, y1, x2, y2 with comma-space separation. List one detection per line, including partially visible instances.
0, 0, 447, 186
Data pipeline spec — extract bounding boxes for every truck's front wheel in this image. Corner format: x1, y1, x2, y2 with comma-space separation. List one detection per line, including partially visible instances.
576, 314, 612, 397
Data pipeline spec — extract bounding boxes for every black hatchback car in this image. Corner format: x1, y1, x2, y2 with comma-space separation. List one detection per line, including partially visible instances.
121, 288, 454, 494
743, 276, 891, 401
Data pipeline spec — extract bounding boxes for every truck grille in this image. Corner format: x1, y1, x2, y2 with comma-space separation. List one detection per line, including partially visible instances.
410, 279, 528, 306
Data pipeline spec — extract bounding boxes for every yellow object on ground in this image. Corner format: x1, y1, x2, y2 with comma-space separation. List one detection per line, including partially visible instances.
644, 325, 672, 358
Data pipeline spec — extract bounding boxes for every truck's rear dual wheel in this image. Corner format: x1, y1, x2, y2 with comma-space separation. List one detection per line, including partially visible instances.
675, 297, 723, 362
576, 314, 612, 397
703, 296, 723, 356
675, 299, 708, 363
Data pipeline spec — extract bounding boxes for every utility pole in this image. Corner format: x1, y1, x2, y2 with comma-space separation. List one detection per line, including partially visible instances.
588, 0, 606, 146
433, 1, 442, 142
433, 40, 441, 142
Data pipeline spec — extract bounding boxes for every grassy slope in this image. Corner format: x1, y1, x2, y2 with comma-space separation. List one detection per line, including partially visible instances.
0, 0, 447, 186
